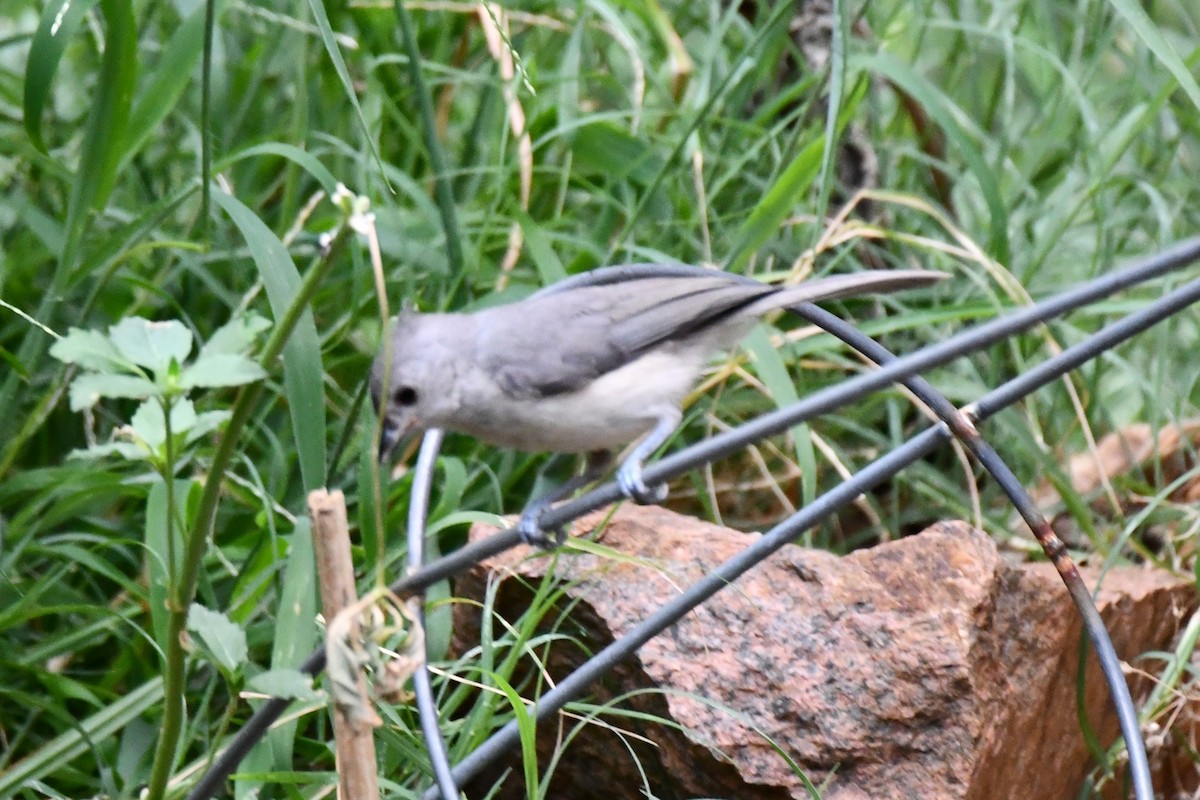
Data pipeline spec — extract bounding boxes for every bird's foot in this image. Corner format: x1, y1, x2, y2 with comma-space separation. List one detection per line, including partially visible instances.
515, 505, 568, 549
617, 461, 668, 505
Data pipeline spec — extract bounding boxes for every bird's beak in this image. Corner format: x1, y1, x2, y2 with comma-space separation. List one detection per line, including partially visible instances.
377, 418, 415, 464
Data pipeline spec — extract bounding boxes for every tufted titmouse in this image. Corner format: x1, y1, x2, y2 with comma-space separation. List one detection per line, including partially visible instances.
371, 263, 945, 544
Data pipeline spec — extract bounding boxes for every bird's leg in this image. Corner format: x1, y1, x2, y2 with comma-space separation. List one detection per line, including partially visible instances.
516, 450, 614, 548
616, 407, 681, 505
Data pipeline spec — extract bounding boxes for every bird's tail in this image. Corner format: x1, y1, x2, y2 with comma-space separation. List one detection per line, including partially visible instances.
743, 269, 947, 316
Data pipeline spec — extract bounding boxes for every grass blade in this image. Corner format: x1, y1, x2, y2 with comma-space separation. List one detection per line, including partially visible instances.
23, 0, 101, 153
1106, 0, 1200, 113
859, 50, 1010, 264
213, 190, 327, 492
62, 0, 138, 268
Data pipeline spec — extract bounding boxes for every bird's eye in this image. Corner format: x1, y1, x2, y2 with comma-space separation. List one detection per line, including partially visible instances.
393, 385, 418, 406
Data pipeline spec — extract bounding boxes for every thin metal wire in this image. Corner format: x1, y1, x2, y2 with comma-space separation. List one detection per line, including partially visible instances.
420, 428, 945, 797
187, 238, 1200, 800
537, 236, 1200, 531
795, 303, 1155, 800
423, 273, 1200, 797
406, 429, 459, 800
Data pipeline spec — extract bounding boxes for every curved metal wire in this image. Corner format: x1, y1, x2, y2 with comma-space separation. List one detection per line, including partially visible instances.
187, 237, 1200, 800
535, 237, 1200, 533
423, 274, 1200, 798
795, 303, 1153, 800
406, 429, 458, 800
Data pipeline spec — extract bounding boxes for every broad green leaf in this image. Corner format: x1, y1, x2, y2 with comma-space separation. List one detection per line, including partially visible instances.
429, 456, 467, 522
307, 0, 386, 182
180, 353, 267, 389
187, 603, 248, 676
744, 326, 816, 509
109, 317, 193, 373
213, 190, 326, 492
0, 678, 163, 796
573, 121, 663, 185
115, 719, 156, 787
0, 345, 29, 380
129, 398, 197, 450
69, 373, 158, 410
37, 672, 103, 707
728, 76, 865, 270
68, 441, 147, 461
202, 313, 272, 357
23, 0, 101, 153
493, 673, 540, 791
49, 328, 131, 372
557, 19, 584, 136
185, 410, 233, 444
249, 669, 321, 702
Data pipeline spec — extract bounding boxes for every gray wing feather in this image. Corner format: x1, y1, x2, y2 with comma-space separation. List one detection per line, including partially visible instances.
604, 277, 771, 352
478, 267, 943, 398
478, 275, 769, 398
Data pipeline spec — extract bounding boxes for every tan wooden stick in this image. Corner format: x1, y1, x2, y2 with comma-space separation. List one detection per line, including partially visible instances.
309, 489, 380, 800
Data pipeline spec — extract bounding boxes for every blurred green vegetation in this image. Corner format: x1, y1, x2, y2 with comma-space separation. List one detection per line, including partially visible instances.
1, 0, 1198, 796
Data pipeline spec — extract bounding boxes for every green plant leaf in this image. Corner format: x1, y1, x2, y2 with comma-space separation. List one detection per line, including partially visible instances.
516, 210, 568, 286
185, 410, 232, 444
857, 50, 1010, 263
744, 325, 816, 509
1107, 0, 1200, 113
218, 143, 341, 196
180, 353, 268, 389
307, 0, 386, 182
186, 603, 248, 677
0, 345, 29, 381
23, 0, 102, 153
0, 678, 163, 796
213, 190, 326, 492
68, 373, 158, 410
68, 441, 147, 461
108, 317, 193, 374
573, 121, 663, 185
728, 136, 825, 270
146, 479, 200, 650
247, 668, 321, 701
267, 516, 318, 770
202, 313, 272, 357
49, 328, 132, 372
61, 0, 138, 269
130, 398, 197, 450
123, 2, 210, 165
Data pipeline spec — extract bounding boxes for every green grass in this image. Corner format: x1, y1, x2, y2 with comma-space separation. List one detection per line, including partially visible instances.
1, 0, 1199, 796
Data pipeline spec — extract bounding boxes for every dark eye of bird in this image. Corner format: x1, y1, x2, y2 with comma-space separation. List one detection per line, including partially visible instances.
394, 385, 418, 406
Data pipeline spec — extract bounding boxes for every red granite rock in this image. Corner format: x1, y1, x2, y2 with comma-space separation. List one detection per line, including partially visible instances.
450, 507, 1196, 799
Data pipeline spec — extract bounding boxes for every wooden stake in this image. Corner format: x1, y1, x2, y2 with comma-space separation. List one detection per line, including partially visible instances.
309, 489, 380, 800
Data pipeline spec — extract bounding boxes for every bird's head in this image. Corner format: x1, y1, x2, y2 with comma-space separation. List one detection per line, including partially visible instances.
369, 309, 443, 463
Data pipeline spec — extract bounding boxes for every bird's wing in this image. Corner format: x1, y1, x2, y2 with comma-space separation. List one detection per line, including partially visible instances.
477, 266, 945, 399
476, 273, 769, 399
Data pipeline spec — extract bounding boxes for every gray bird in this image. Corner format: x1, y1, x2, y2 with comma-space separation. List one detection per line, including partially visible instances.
371, 263, 945, 545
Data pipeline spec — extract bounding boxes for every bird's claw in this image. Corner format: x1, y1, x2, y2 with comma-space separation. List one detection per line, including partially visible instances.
515, 506, 567, 549
617, 461, 668, 505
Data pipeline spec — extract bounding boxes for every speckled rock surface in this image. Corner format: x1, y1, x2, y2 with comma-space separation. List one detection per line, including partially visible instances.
451, 507, 1196, 799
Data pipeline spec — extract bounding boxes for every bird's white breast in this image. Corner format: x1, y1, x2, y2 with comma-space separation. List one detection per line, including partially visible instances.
452, 347, 707, 452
